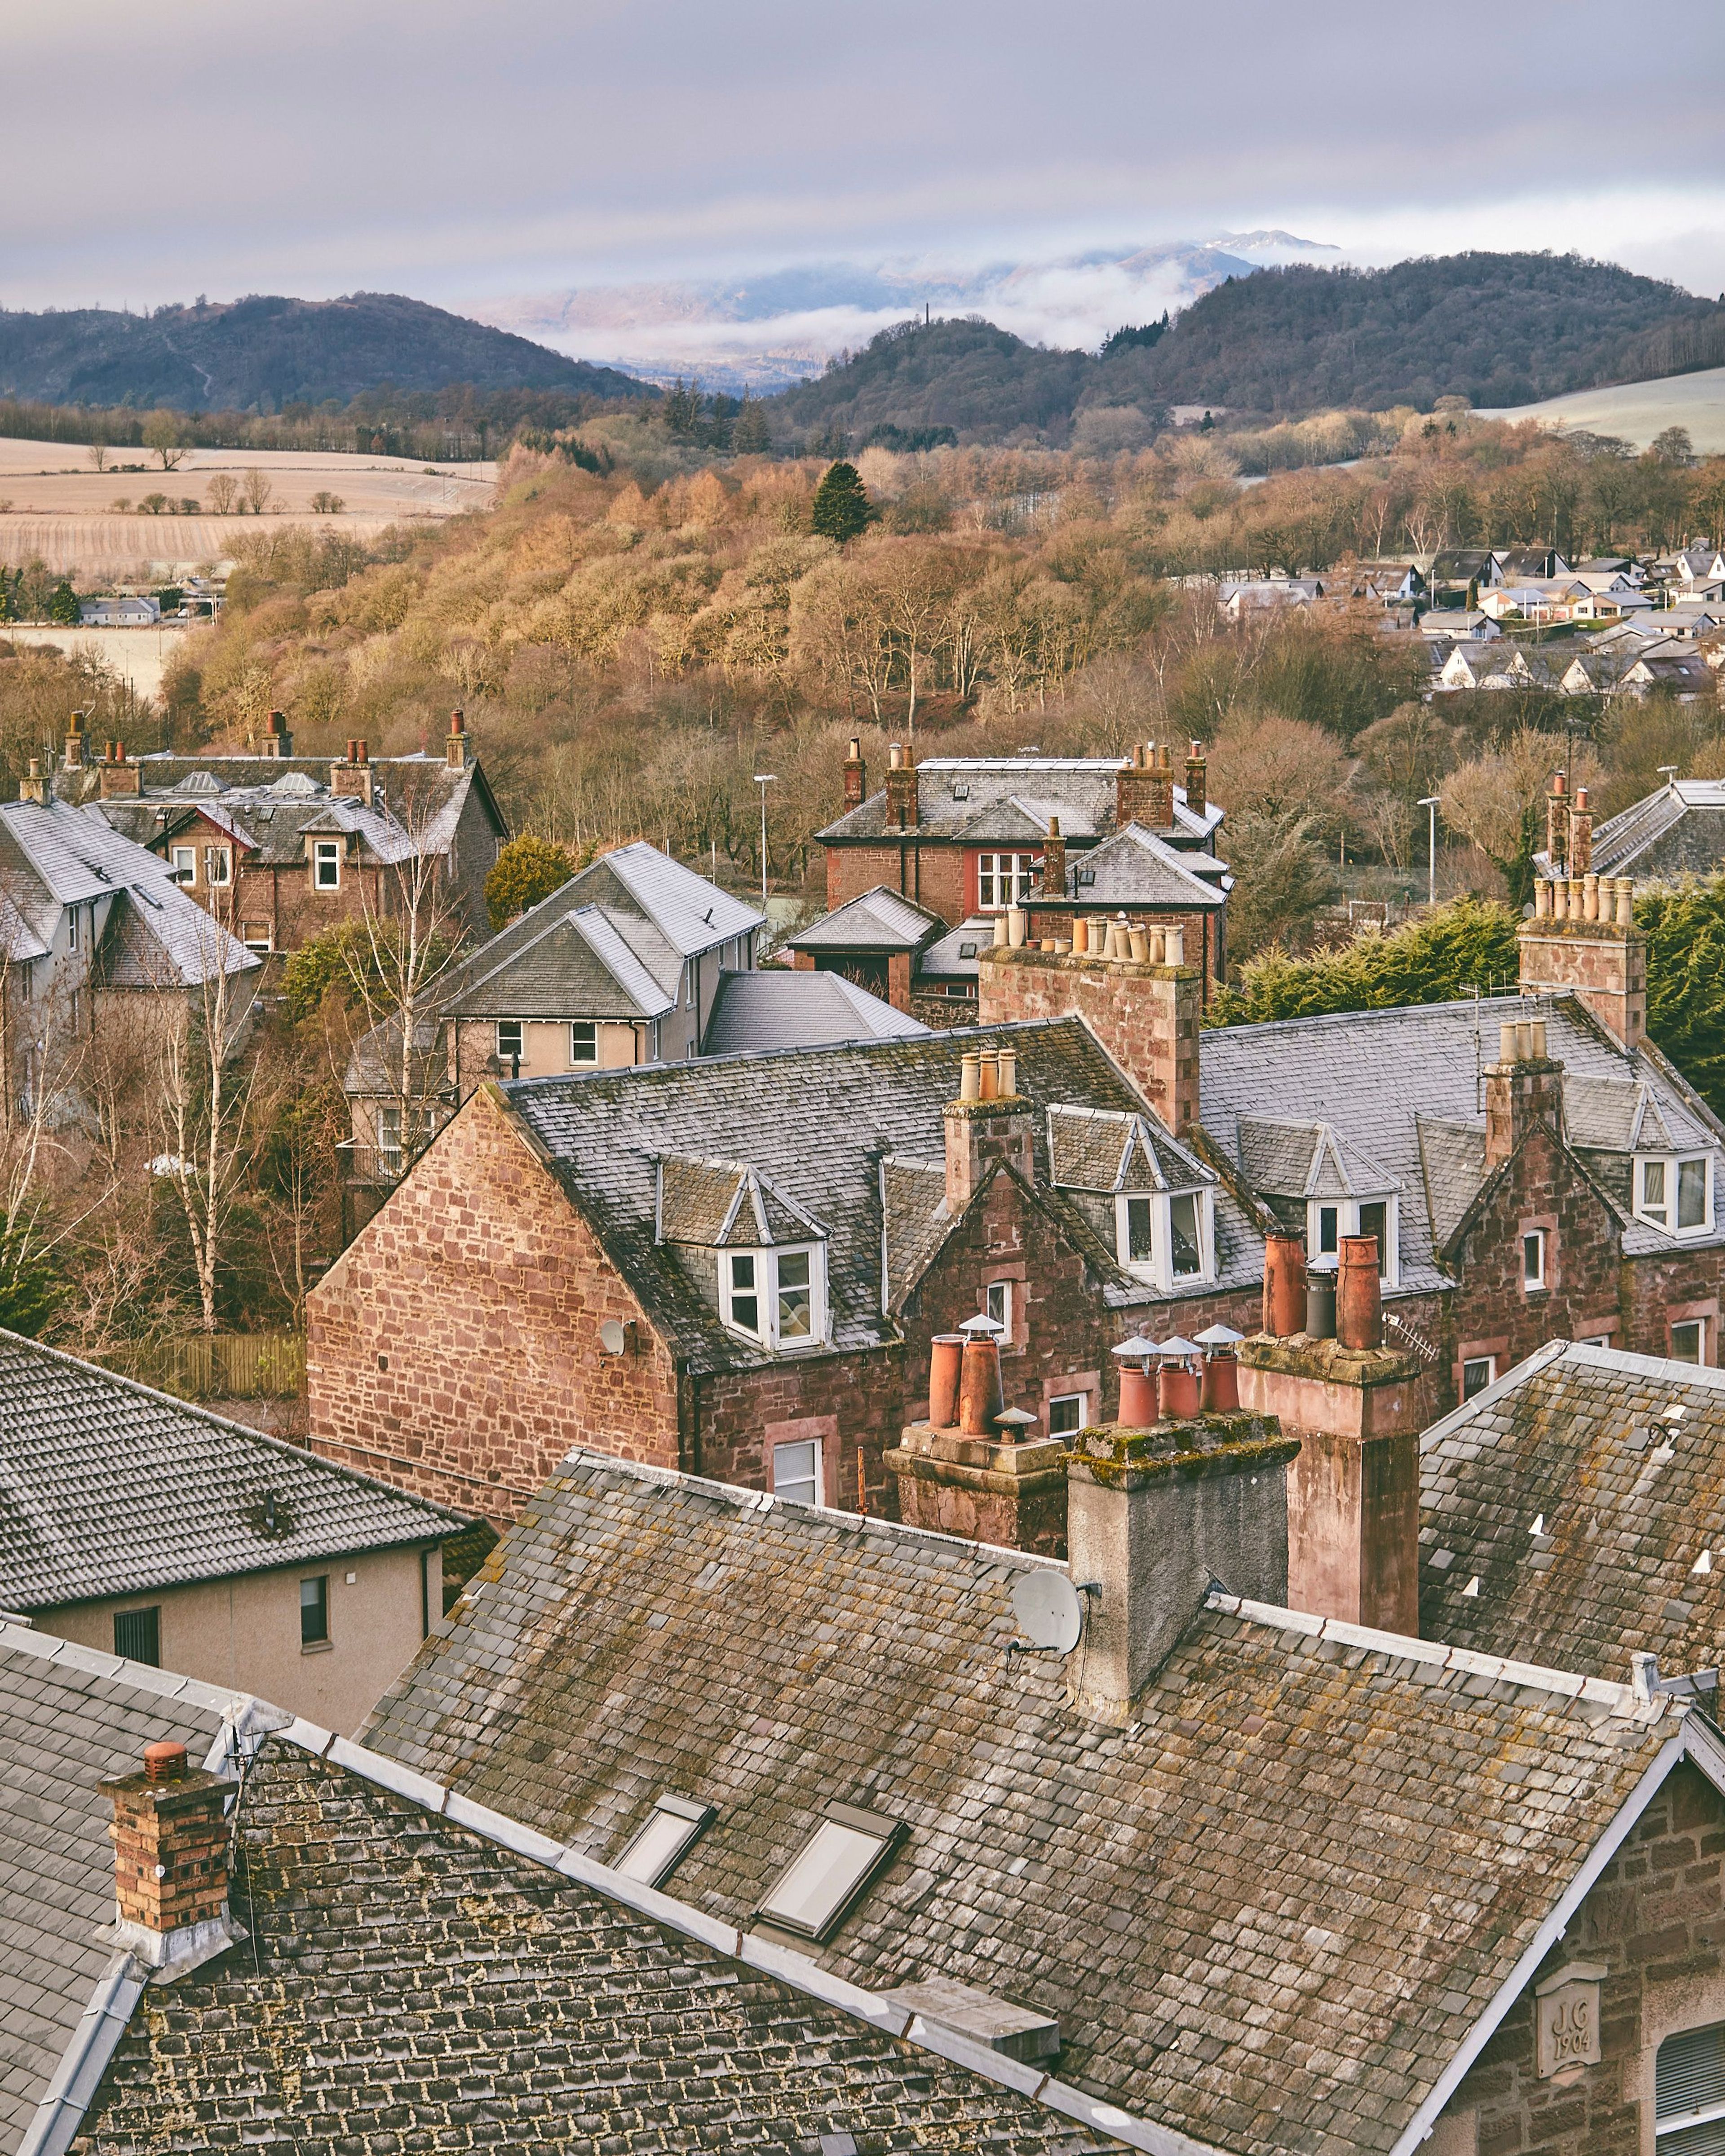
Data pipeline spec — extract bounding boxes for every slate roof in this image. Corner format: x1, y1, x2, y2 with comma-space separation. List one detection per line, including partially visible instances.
362, 1451, 1696, 2156
701, 970, 929, 1053
69, 1735, 1102, 2156
1582, 778, 1725, 879
819, 757, 1223, 848
1047, 1104, 1214, 1195
0, 1330, 462, 1609
1055, 823, 1230, 908
495, 1020, 1265, 1373
1418, 1340, 1725, 1681
919, 916, 993, 979
1202, 993, 1725, 1290
1236, 1118, 1398, 1201
785, 885, 942, 953
0, 1624, 242, 2156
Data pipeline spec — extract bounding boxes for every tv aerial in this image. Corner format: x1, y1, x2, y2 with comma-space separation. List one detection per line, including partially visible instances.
1010, 1569, 1085, 1657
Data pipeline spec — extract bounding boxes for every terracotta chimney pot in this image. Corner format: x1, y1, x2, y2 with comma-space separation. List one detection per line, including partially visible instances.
928, 1335, 964, 1427
1263, 1232, 1307, 1338
959, 1333, 1005, 1435
1336, 1236, 1382, 1350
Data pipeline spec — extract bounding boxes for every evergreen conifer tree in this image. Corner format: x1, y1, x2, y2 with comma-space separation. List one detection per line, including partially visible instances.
731, 395, 770, 455
810, 461, 874, 543
46, 579, 81, 626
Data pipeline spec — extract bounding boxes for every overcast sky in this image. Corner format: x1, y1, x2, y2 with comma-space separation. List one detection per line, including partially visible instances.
5, 0, 1724, 317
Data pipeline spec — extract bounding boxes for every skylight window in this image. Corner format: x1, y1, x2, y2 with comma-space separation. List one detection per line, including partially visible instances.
613, 1794, 716, 1887
756, 1803, 906, 1940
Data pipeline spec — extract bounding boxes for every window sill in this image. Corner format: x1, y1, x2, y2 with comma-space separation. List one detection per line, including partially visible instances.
301, 1639, 334, 1656
1523, 1285, 1548, 1298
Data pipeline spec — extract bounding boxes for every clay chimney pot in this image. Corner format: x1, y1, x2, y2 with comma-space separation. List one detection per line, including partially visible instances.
143, 1741, 187, 1785
1263, 1232, 1307, 1338
1336, 1236, 1382, 1350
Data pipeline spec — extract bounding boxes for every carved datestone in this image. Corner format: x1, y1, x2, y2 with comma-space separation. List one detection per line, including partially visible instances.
1535, 1961, 1608, 2078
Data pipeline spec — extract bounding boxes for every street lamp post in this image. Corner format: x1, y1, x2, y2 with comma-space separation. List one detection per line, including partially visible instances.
753, 773, 777, 917
1417, 797, 1442, 909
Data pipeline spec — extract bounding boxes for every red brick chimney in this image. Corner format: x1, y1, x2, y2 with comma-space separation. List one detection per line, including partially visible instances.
332, 738, 376, 806
976, 933, 1199, 1135
63, 710, 86, 772
843, 735, 868, 809
100, 1740, 234, 1970
1483, 1019, 1564, 1169
886, 1321, 1067, 1554
943, 1049, 1033, 1211
1521, 884, 1645, 1048
1040, 815, 1066, 900
884, 742, 918, 830
258, 708, 294, 759
1184, 741, 1207, 821
446, 708, 468, 771
98, 740, 142, 798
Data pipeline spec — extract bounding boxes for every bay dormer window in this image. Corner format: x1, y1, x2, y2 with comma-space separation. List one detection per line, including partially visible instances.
1307, 1195, 1399, 1286
1636, 1155, 1713, 1237
1117, 1188, 1215, 1290
720, 1243, 826, 1351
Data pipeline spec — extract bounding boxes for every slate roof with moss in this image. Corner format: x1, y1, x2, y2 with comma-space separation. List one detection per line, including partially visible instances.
362, 1449, 1696, 2156
1420, 1339, 1725, 1680
0, 1330, 463, 1609
818, 757, 1222, 848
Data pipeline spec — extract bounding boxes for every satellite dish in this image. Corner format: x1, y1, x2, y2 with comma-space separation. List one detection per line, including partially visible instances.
1011, 1570, 1084, 1655
599, 1319, 628, 1356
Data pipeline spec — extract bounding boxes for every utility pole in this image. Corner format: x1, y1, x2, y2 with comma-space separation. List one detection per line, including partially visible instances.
1418, 797, 1442, 908
753, 773, 777, 917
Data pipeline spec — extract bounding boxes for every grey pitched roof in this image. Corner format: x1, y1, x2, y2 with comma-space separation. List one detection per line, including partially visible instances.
595, 839, 764, 956
0, 1331, 463, 1609
1047, 1104, 1214, 1194
701, 970, 929, 1053
785, 885, 942, 952
1058, 822, 1229, 907
1420, 1340, 1725, 1680
1584, 778, 1725, 879
363, 1451, 1691, 2156
1236, 1117, 1398, 1200
918, 917, 992, 978
0, 1624, 242, 2156
446, 903, 676, 1021
1202, 994, 1725, 1289
499, 1019, 1267, 1372
1416, 1116, 1487, 1249
658, 1155, 827, 1249
819, 757, 1223, 847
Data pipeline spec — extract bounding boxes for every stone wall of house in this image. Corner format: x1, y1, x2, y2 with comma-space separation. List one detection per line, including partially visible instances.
693, 1346, 908, 1514
977, 944, 1200, 1135
1438, 1758, 1725, 2155
308, 1089, 680, 1520
826, 843, 968, 925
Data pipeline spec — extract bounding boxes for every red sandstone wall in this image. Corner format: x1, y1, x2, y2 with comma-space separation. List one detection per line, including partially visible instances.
695, 1347, 909, 1515
826, 843, 967, 923
976, 946, 1199, 1134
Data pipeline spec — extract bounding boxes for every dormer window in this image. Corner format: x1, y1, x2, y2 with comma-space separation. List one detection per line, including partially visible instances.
1117, 1187, 1214, 1290
1637, 1155, 1713, 1236
720, 1244, 826, 1350
1306, 1196, 1399, 1286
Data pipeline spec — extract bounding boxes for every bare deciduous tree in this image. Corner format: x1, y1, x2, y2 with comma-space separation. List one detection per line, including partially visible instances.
204, 473, 240, 515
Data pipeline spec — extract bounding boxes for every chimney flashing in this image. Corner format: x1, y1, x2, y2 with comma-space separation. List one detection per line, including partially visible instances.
98, 1755, 246, 1976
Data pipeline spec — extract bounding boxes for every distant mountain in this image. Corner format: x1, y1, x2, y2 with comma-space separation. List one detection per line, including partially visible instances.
472, 235, 1342, 393
0, 292, 651, 412
766, 252, 1725, 443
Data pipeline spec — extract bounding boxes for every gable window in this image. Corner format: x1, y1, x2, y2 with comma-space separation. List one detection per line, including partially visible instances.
1638, 1156, 1713, 1236
66, 906, 79, 952
1462, 1356, 1496, 1400
1048, 1391, 1088, 1437
300, 1574, 329, 1648
570, 1021, 598, 1066
170, 845, 196, 885
1672, 1318, 1707, 1365
614, 1794, 716, 1887
985, 1278, 1013, 1333
1116, 1188, 1216, 1291
113, 1606, 160, 1666
720, 1245, 826, 1351
204, 846, 231, 886
976, 852, 1036, 910
496, 1020, 524, 1065
1306, 1196, 1399, 1286
312, 840, 341, 890
771, 1436, 822, 1505
1657, 2019, 1725, 2147
1522, 1230, 1547, 1290
756, 1803, 907, 1941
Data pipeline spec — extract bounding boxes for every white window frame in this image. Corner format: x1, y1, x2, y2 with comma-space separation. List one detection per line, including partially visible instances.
312, 839, 341, 890
1305, 1196, 1399, 1287
719, 1243, 827, 1352
755, 1803, 906, 1941
495, 1020, 524, 1064
66, 906, 78, 952
1671, 1317, 1707, 1365
1047, 1391, 1088, 1437
976, 851, 1037, 911
1116, 1188, 1216, 1291
985, 1278, 1013, 1333
1657, 2017, 1725, 2144
1522, 1228, 1547, 1291
203, 845, 231, 887
1636, 1153, 1714, 1237
569, 1021, 598, 1066
1461, 1356, 1496, 1400
614, 1794, 715, 1886
771, 1435, 823, 1506
170, 845, 196, 885
240, 921, 272, 953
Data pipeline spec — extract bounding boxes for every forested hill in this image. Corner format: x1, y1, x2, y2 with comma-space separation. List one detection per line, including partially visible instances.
770, 253, 1725, 443
0, 292, 652, 411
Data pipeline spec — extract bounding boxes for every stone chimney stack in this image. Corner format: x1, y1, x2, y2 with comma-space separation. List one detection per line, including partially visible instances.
446, 708, 468, 771
1064, 1411, 1297, 1722
884, 742, 918, 830
1521, 882, 1645, 1049
1483, 1019, 1565, 1169
1236, 1241, 1427, 1634
1184, 740, 1207, 822
887, 1323, 1068, 1555
100, 1741, 236, 1972
18, 758, 46, 804
977, 933, 1200, 1135
258, 708, 294, 760
943, 1049, 1034, 1213
843, 735, 868, 810
1115, 742, 1163, 830
1568, 786, 1592, 876
1041, 815, 1066, 901
63, 711, 86, 772
98, 740, 142, 799
1545, 770, 1569, 874
331, 738, 376, 807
